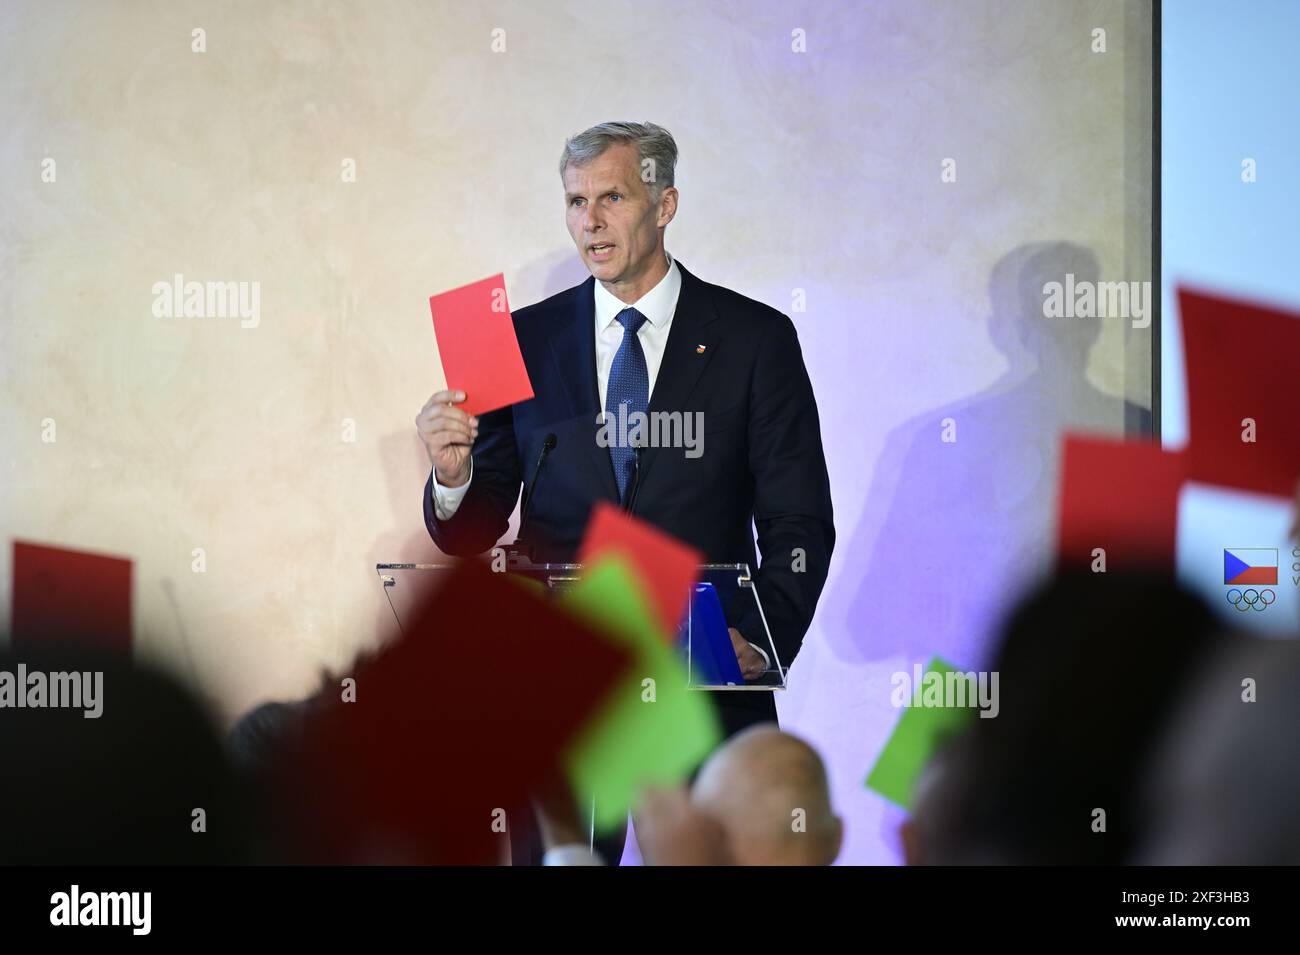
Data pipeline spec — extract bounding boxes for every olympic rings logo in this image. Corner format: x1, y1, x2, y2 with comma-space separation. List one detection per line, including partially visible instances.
1225, 588, 1277, 612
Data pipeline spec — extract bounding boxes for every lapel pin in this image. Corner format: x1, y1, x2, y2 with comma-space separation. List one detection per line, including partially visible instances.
696, 344, 706, 354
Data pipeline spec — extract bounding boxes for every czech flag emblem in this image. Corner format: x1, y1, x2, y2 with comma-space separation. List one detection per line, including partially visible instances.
1223, 548, 1279, 586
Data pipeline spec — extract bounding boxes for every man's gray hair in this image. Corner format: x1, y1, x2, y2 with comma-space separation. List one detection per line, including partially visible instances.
559, 121, 678, 197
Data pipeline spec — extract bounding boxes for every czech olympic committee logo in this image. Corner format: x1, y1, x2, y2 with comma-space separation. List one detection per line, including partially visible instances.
1225, 587, 1276, 612
1223, 548, 1278, 613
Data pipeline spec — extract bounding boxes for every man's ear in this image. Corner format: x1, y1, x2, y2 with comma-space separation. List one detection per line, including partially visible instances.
656, 186, 679, 229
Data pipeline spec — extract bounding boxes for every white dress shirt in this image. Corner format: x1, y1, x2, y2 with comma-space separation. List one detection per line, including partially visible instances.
541, 844, 606, 866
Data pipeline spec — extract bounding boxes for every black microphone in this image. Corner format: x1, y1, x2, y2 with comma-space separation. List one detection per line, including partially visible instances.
622, 442, 646, 515
514, 433, 557, 559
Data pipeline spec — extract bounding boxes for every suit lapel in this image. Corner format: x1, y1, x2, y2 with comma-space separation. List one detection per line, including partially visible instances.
638, 261, 721, 490
546, 277, 620, 502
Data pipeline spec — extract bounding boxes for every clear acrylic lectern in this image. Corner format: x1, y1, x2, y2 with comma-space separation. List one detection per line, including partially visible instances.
375, 559, 786, 692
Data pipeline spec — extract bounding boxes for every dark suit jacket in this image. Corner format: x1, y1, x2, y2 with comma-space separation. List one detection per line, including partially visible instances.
423, 260, 834, 730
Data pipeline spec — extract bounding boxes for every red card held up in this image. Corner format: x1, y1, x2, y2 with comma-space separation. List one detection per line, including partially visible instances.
577, 502, 703, 640
11, 540, 133, 653
1056, 434, 1185, 573
430, 274, 534, 417
1181, 286, 1300, 499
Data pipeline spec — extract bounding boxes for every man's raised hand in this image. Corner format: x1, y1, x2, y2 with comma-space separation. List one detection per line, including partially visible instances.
416, 389, 478, 488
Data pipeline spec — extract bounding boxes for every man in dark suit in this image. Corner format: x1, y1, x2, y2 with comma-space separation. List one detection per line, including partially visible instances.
415, 121, 834, 861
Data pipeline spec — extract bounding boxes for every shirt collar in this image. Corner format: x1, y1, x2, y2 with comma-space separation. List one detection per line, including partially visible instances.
593, 251, 681, 331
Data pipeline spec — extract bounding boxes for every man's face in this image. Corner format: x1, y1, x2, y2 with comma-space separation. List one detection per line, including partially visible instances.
564, 143, 677, 290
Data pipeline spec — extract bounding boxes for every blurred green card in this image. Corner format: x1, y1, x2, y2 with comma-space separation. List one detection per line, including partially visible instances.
865, 655, 975, 810
562, 557, 721, 831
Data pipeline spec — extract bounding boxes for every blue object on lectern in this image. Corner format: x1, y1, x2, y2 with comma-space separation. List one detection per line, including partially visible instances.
678, 582, 745, 685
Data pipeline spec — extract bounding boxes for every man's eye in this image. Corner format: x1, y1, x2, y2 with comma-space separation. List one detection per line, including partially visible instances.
609, 194, 621, 202
570, 198, 584, 207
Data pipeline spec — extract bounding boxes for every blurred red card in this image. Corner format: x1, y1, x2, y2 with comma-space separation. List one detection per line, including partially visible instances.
11, 540, 133, 653
430, 274, 534, 416
285, 556, 631, 864
578, 503, 703, 639
1181, 287, 1300, 498
1056, 434, 1185, 572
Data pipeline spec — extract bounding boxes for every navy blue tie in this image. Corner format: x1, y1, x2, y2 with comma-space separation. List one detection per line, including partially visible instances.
606, 307, 649, 502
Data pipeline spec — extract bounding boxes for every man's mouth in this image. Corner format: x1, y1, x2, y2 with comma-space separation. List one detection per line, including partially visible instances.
589, 243, 615, 253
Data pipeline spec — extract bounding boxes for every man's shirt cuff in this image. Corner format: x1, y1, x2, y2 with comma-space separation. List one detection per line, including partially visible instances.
431, 459, 473, 521
542, 844, 606, 866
